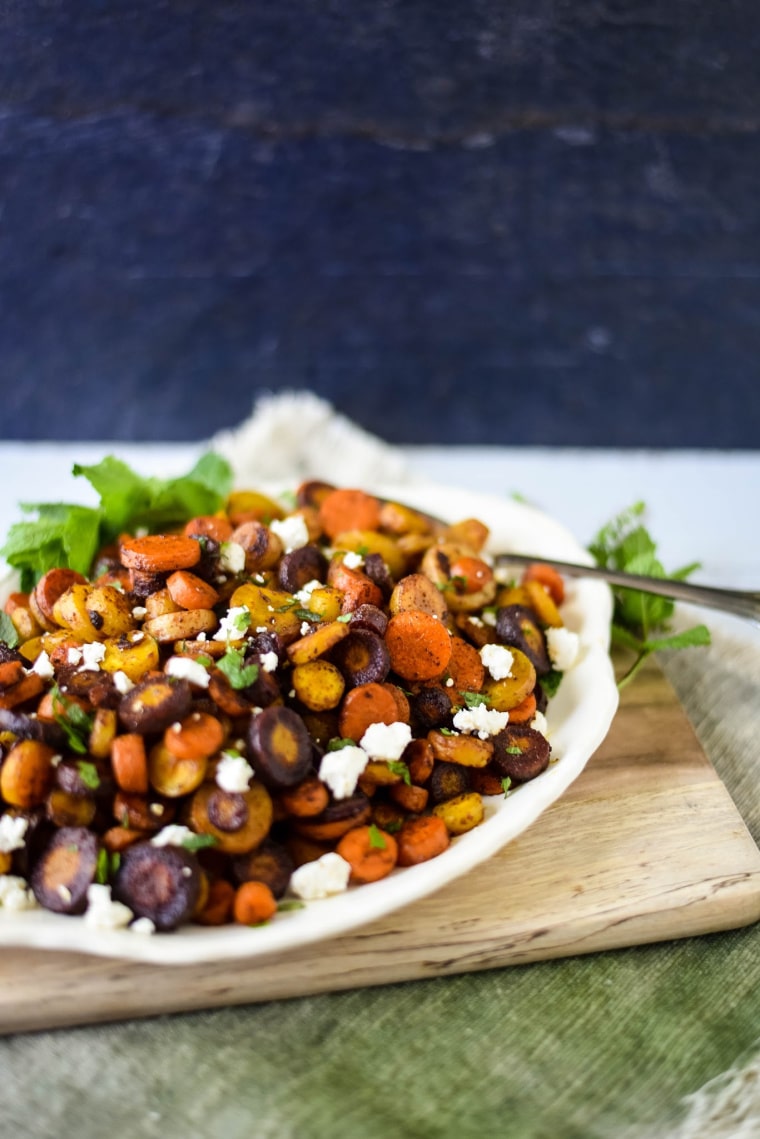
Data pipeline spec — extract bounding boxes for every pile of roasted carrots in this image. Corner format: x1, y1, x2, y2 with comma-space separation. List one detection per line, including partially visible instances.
0, 482, 568, 932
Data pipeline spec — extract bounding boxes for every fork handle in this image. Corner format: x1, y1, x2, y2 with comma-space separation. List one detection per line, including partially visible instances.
493, 554, 760, 625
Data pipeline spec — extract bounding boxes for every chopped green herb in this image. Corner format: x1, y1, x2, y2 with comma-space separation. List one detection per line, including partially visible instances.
460, 691, 489, 709
383, 818, 403, 835
181, 833, 219, 852
0, 452, 232, 588
76, 760, 101, 790
356, 544, 370, 558
278, 490, 298, 512
0, 612, 20, 649
368, 824, 387, 849
277, 899, 306, 913
216, 646, 259, 690
195, 653, 214, 668
95, 847, 109, 885
336, 613, 352, 623
439, 727, 457, 737
505, 745, 523, 756
540, 669, 564, 699
436, 576, 467, 594
387, 760, 411, 786
327, 737, 358, 751
293, 608, 321, 622
501, 776, 513, 796
275, 600, 296, 612
51, 685, 94, 755
589, 502, 711, 688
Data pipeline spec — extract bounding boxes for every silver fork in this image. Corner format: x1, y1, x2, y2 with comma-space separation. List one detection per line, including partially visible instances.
493, 553, 760, 626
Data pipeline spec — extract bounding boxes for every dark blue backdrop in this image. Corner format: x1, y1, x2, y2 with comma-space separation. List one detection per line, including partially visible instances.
2, 2, 759, 446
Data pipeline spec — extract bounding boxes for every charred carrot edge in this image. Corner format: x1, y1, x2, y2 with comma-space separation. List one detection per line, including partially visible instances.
318, 488, 381, 541
232, 881, 278, 925
396, 815, 450, 866
338, 682, 401, 741
446, 637, 486, 692
164, 712, 225, 761
119, 534, 201, 573
336, 825, 398, 884
183, 515, 233, 543
110, 733, 149, 794
166, 570, 220, 611
521, 562, 565, 606
0, 660, 25, 689
0, 673, 45, 711
385, 610, 453, 682
448, 555, 495, 595
279, 776, 330, 818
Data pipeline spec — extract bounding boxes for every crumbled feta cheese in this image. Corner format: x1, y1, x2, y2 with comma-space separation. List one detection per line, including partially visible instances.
480, 643, 514, 681
468, 616, 484, 628
260, 651, 279, 673
342, 551, 364, 570
130, 631, 144, 643
531, 711, 549, 736
482, 609, 497, 628
80, 642, 106, 672
453, 705, 510, 739
131, 917, 156, 935
213, 605, 251, 643
445, 677, 455, 687
319, 746, 368, 800
30, 649, 55, 679
216, 752, 254, 793
165, 656, 211, 688
289, 852, 352, 900
300, 621, 311, 637
149, 802, 165, 817
0, 814, 28, 853
113, 670, 134, 695
294, 579, 322, 604
219, 541, 246, 575
360, 721, 412, 761
270, 515, 309, 552
256, 625, 268, 633
131, 605, 147, 620
150, 825, 195, 848
83, 884, 134, 930
196, 631, 207, 642
0, 875, 38, 911
546, 626, 580, 672
67, 646, 83, 666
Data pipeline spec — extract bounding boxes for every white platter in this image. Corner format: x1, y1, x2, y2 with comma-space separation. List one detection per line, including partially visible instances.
0, 479, 618, 964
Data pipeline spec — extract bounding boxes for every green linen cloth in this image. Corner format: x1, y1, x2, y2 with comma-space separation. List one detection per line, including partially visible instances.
0, 626, 757, 1139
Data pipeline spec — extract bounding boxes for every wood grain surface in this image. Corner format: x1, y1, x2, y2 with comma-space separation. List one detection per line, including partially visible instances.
3, 659, 759, 1035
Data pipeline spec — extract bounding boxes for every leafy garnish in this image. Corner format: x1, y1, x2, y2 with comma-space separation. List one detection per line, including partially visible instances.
216, 646, 259, 690
501, 776, 513, 797
195, 653, 214, 668
368, 824, 387, 849
336, 613, 353, 623
95, 847, 121, 884
387, 760, 411, 786
181, 833, 219, 852
327, 737, 358, 751
76, 760, 101, 790
0, 612, 20, 649
460, 691, 489, 709
51, 685, 94, 755
439, 727, 456, 736
504, 746, 523, 756
0, 451, 232, 588
277, 899, 306, 912
540, 669, 564, 699
293, 608, 321, 623
589, 502, 711, 688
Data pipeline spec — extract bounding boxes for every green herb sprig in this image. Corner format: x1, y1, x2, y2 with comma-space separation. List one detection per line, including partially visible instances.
0, 452, 232, 590
216, 646, 259, 691
589, 502, 711, 688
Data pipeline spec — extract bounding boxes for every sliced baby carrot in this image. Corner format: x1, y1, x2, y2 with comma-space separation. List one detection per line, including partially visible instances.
448, 556, 494, 595
336, 824, 398, 884
384, 610, 452, 682
164, 711, 225, 761
327, 561, 384, 613
521, 562, 565, 606
396, 814, 450, 866
507, 692, 537, 724
446, 636, 485, 692
120, 534, 201, 573
279, 776, 330, 818
0, 660, 25, 690
110, 732, 149, 794
0, 672, 45, 711
319, 488, 382, 542
232, 880, 278, 925
166, 570, 220, 611
183, 515, 234, 543
338, 682, 401, 741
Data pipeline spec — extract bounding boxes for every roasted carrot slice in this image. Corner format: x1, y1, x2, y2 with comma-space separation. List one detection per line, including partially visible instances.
507, 692, 537, 724
232, 880, 278, 925
446, 637, 486, 692
183, 515, 234, 543
318, 488, 381, 542
111, 732, 149, 794
521, 562, 565, 606
195, 878, 235, 925
166, 570, 220, 611
119, 534, 201, 573
336, 824, 398, 884
338, 682, 400, 741
164, 711, 225, 761
396, 815, 450, 866
384, 610, 452, 682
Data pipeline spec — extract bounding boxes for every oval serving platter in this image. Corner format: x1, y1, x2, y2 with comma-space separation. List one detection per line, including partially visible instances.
0, 479, 618, 964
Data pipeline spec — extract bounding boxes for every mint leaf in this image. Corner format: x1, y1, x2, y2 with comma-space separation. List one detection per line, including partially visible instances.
0, 612, 19, 649
76, 761, 101, 791
540, 669, 563, 698
460, 691, 488, 709
180, 833, 219, 852
501, 776, 513, 796
216, 646, 259, 690
327, 737, 358, 751
368, 824, 387, 849
387, 760, 411, 786
51, 685, 94, 755
646, 625, 711, 653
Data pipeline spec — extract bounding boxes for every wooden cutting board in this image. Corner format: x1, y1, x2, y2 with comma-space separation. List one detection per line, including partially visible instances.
3, 659, 760, 1035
